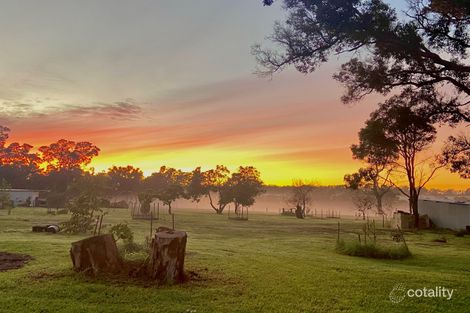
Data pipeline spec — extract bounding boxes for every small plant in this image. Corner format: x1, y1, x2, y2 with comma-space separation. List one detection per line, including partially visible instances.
109, 223, 134, 243
62, 194, 102, 233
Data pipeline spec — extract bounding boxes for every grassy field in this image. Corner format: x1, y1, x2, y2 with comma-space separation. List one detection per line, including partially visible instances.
0, 207, 469, 313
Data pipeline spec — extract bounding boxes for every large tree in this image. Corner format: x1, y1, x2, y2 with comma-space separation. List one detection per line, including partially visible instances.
0, 126, 40, 188
287, 179, 315, 217
203, 165, 231, 214
345, 115, 396, 214
361, 92, 444, 227
256, 0, 470, 123
107, 165, 143, 195
221, 166, 264, 215
39, 139, 100, 172
145, 166, 189, 214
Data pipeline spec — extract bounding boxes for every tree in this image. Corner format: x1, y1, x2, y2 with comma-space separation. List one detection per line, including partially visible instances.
352, 190, 375, 220
345, 118, 396, 214
0, 126, 40, 189
145, 166, 189, 214
62, 174, 108, 233
221, 166, 264, 215
361, 93, 444, 227
186, 167, 208, 203
256, 0, 470, 123
203, 165, 231, 214
39, 139, 100, 172
107, 165, 143, 195
440, 134, 470, 178
345, 167, 393, 215
287, 179, 315, 218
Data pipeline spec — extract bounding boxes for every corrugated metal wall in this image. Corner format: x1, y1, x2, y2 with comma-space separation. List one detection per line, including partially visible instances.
419, 200, 470, 230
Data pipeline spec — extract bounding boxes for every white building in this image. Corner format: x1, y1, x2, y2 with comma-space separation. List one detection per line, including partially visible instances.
419, 199, 470, 230
1, 189, 40, 207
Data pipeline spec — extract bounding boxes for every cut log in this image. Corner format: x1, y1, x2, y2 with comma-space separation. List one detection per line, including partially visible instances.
147, 230, 187, 284
70, 234, 122, 275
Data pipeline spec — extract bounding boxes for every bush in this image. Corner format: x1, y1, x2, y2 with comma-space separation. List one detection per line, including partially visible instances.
336, 240, 411, 259
62, 194, 101, 233
109, 223, 134, 243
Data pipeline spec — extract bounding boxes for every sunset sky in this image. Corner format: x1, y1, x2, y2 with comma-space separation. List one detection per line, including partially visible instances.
0, 0, 468, 190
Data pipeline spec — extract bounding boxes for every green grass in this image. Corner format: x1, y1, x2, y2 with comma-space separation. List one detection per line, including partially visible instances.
0, 207, 469, 313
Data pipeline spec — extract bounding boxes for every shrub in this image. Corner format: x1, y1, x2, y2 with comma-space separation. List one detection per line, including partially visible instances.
109, 223, 134, 243
336, 240, 411, 259
62, 194, 101, 233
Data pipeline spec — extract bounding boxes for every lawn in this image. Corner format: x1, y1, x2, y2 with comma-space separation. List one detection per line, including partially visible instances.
0, 207, 469, 313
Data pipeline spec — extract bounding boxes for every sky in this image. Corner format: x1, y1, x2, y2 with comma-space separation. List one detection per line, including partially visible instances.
0, 0, 468, 190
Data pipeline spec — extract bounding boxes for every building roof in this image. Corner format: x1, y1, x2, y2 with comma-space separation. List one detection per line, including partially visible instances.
420, 198, 470, 206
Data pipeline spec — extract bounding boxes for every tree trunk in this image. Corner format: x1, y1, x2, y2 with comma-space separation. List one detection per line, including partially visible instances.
168, 203, 172, 215
70, 234, 122, 275
410, 192, 419, 228
376, 193, 384, 215
147, 229, 187, 284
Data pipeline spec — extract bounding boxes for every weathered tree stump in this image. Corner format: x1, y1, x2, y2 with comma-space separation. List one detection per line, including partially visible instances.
147, 229, 187, 284
70, 234, 122, 275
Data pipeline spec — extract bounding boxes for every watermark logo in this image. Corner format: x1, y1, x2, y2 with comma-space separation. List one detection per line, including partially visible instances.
389, 283, 455, 303
389, 283, 407, 303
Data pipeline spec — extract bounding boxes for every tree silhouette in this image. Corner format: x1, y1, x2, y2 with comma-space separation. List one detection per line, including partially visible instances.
256, 0, 470, 123
345, 116, 397, 214
203, 165, 231, 214
107, 165, 143, 195
361, 93, 445, 227
221, 166, 264, 215
440, 134, 470, 178
287, 179, 315, 218
39, 139, 100, 172
145, 166, 189, 214
0, 126, 40, 188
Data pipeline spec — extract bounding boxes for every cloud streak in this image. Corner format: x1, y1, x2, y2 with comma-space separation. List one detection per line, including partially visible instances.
0, 98, 142, 121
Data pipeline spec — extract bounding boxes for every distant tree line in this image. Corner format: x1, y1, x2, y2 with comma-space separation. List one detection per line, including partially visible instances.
0, 125, 264, 217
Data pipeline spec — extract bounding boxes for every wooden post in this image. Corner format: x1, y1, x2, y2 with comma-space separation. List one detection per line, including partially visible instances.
172, 214, 175, 230
337, 222, 340, 242
93, 217, 99, 236
373, 220, 376, 244
364, 224, 367, 245
157, 202, 160, 219
382, 214, 385, 228
150, 211, 154, 238
97, 215, 104, 235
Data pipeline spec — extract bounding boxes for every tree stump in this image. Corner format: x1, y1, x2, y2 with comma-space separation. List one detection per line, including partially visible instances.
147, 230, 187, 284
70, 234, 122, 275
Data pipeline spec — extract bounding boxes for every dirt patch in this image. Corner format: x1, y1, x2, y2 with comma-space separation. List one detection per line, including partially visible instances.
0, 252, 33, 271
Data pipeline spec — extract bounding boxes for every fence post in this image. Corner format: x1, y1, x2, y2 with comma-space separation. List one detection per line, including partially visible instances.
337, 222, 340, 242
